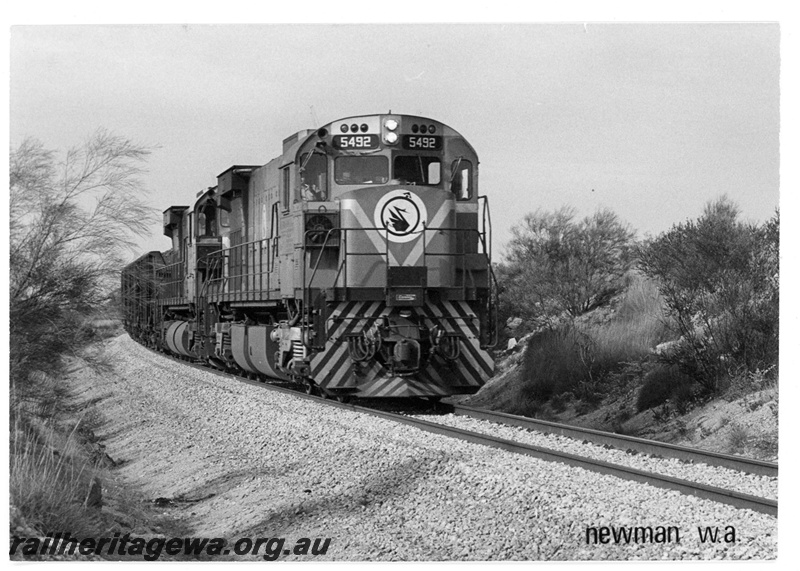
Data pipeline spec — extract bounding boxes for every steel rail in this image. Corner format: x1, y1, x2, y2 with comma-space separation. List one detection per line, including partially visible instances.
153, 350, 778, 517
447, 403, 778, 478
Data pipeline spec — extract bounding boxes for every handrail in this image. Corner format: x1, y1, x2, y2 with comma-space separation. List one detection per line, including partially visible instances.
301, 225, 489, 290
191, 226, 497, 348
300, 225, 496, 348
478, 194, 492, 260
157, 258, 186, 300
476, 195, 498, 348
197, 238, 274, 299
303, 228, 346, 348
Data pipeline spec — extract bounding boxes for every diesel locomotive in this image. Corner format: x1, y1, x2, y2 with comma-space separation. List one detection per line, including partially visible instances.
121, 113, 497, 399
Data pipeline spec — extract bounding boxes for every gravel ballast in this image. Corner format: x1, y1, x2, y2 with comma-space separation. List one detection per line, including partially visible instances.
80, 335, 777, 561
412, 414, 778, 501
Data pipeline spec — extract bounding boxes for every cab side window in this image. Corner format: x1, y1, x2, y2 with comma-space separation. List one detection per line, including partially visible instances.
450, 159, 473, 200
197, 203, 217, 237
281, 167, 291, 210
297, 152, 328, 201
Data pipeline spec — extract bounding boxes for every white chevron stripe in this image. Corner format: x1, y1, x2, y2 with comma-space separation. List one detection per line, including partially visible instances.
341, 199, 399, 266
454, 301, 494, 371
425, 201, 454, 246
438, 301, 491, 375
355, 259, 386, 285
364, 360, 384, 381
319, 301, 387, 386
319, 339, 346, 364
397, 233, 425, 267
453, 300, 477, 318
381, 377, 407, 397
425, 362, 444, 383
400, 200, 452, 267
458, 340, 487, 379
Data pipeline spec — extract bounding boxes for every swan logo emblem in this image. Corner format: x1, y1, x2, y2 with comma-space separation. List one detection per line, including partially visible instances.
373, 190, 428, 243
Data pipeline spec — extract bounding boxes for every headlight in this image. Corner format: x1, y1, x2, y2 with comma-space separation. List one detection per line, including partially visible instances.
384, 132, 399, 144
385, 119, 398, 131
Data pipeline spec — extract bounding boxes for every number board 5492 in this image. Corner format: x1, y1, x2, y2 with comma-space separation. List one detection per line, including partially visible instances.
402, 135, 443, 151
332, 134, 379, 149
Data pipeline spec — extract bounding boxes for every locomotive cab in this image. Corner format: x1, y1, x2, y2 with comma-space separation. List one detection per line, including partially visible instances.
289, 115, 488, 295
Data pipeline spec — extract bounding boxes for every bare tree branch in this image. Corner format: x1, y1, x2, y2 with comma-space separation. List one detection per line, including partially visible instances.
10, 130, 158, 385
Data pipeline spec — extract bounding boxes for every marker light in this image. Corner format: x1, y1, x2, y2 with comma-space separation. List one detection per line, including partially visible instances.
350, 123, 359, 133
420, 124, 428, 134
385, 119, 399, 131
428, 125, 436, 133
341, 124, 349, 133
385, 132, 399, 144
360, 123, 368, 132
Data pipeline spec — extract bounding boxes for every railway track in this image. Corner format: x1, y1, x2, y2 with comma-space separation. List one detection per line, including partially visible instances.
160, 351, 778, 517
445, 404, 778, 478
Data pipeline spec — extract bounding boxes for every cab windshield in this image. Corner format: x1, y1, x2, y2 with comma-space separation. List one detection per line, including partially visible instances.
394, 155, 441, 186
334, 156, 389, 185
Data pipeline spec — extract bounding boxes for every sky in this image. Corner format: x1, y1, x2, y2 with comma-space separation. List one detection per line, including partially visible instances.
9, 18, 783, 261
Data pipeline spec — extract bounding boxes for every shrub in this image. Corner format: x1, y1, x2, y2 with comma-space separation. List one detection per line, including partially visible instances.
520, 326, 588, 401
499, 207, 635, 327
638, 197, 779, 393
548, 393, 565, 412
10, 131, 153, 388
636, 364, 695, 412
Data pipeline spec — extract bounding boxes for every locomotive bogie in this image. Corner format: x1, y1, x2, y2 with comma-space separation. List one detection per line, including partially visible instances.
121, 114, 497, 398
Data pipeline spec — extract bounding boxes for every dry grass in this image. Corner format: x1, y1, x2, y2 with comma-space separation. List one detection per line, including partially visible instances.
10, 413, 104, 536
607, 274, 670, 342
581, 274, 672, 371
86, 318, 124, 340
10, 365, 109, 538
9, 317, 123, 540
582, 315, 663, 368
520, 274, 672, 406
725, 366, 778, 401
726, 423, 751, 454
